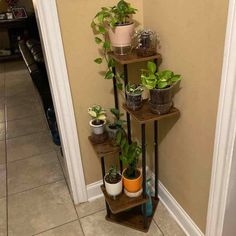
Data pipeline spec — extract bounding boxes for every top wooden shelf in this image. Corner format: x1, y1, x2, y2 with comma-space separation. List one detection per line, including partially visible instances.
122, 100, 180, 124
108, 51, 162, 65
88, 136, 120, 158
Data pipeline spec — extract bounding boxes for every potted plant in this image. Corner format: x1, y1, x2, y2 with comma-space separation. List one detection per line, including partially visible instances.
91, 0, 137, 86
116, 131, 142, 197
88, 105, 106, 135
107, 108, 126, 139
141, 61, 181, 114
126, 83, 144, 111
104, 165, 122, 199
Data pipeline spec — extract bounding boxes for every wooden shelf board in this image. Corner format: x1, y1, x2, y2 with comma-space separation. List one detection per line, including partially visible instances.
106, 197, 159, 232
101, 185, 149, 214
88, 137, 120, 158
122, 100, 180, 124
108, 51, 162, 65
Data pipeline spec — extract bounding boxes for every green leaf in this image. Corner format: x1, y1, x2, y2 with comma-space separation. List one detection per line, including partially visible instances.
171, 75, 181, 82
103, 41, 111, 49
98, 26, 106, 34
147, 61, 156, 74
116, 131, 122, 145
90, 21, 96, 28
117, 82, 123, 90
108, 58, 115, 67
94, 58, 103, 64
95, 37, 102, 44
157, 81, 168, 89
105, 70, 114, 79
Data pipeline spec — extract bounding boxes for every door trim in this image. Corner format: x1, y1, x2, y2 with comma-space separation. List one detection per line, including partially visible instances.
206, 0, 236, 235
32, 0, 87, 204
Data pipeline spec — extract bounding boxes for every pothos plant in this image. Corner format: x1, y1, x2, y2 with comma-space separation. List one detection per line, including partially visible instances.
109, 108, 126, 129
116, 130, 141, 179
141, 61, 181, 90
126, 83, 144, 94
91, 0, 137, 89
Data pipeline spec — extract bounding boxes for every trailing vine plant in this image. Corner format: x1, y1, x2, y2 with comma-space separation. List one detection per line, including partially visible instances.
91, 0, 137, 90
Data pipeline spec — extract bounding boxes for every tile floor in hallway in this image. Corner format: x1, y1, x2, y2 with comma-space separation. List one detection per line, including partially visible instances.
0, 60, 186, 236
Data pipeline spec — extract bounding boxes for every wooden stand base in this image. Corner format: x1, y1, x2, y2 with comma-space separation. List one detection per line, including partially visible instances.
105, 197, 159, 233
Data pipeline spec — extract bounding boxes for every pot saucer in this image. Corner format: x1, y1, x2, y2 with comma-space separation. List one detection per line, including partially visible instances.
124, 188, 143, 198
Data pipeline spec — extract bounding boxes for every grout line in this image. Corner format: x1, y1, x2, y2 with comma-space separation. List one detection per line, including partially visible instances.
7, 149, 55, 164
5, 129, 51, 141
3, 62, 9, 236
31, 219, 79, 236
7, 179, 65, 198
54, 149, 86, 236
153, 219, 165, 236
78, 208, 105, 220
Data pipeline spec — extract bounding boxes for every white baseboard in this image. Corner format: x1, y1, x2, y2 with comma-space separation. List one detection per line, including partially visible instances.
86, 180, 103, 201
86, 173, 204, 236
150, 172, 204, 236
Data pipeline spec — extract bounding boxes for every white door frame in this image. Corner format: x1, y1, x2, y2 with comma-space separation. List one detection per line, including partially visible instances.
32, 0, 87, 204
206, 0, 236, 235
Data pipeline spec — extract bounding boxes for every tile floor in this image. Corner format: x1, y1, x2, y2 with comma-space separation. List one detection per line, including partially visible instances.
0, 60, 186, 236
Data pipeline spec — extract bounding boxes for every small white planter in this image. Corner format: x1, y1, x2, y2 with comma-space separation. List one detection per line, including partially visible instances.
108, 22, 135, 55
104, 173, 122, 198
89, 119, 106, 135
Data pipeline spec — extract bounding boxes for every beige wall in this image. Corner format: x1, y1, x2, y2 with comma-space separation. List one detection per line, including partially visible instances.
56, 0, 143, 184
143, 0, 228, 232
56, 0, 228, 232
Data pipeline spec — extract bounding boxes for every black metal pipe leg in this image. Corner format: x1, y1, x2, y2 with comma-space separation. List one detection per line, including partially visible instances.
101, 157, 111, 217
112, 66, 119, 109
101, 157, 106, 185
154, 121, 159, 199
141, 124, 148, 228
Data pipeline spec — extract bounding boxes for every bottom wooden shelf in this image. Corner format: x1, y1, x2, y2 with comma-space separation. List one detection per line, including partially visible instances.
101, 185, 148, 214
105, 197, 159, 232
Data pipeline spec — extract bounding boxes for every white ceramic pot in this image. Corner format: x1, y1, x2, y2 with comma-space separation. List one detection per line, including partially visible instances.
108, 23, 135, 55
104, 173, 122, 197
89, 120, 106, 135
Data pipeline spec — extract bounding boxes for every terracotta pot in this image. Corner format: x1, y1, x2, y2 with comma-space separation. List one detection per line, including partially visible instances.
122, 169, 142, 193
149, 86, 173, 114
108, 22, 135, 55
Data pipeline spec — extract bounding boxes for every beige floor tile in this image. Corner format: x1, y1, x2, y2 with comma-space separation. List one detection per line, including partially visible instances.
0, 98, 4, 109
8, 180, 77, 236
80, 210, 163, 236
7, 101, 43, 121
154, 202, 186, 236
5, 81, 35, 97
7, 115, 48, 139
0, 123, 5, 141
36, 221, 84, 236
6, 94, 38, 108
7, 131, 55, 162
5, 60, 26, 74
0, 141, 5, 164
8, 151, 63, 194
0, 198, 7, 236
5, 74, 32, 87
0, 165, 6, 198
0, 109, 4, 123
76, 197, 106, 218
